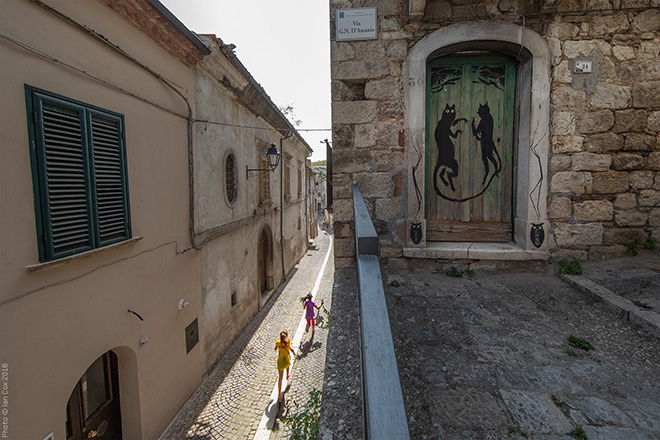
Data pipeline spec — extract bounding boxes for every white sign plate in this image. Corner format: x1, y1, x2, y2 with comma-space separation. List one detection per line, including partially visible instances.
336, 8, 377, 41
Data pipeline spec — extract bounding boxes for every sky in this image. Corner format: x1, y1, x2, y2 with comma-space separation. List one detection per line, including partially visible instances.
159, 0, 331, 162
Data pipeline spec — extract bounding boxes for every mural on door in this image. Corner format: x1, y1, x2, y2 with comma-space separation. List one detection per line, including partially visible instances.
426, 55, 516, 242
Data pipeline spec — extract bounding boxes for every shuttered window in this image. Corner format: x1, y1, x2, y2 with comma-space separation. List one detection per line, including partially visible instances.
26, 86, 131, 262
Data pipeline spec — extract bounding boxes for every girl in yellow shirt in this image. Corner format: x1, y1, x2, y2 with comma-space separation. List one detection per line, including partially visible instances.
275, 329, 296, 402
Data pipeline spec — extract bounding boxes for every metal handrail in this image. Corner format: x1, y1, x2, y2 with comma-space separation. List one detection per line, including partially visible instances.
352, 184, 410, 440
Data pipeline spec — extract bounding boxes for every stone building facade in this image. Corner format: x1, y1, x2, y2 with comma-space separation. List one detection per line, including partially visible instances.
330, 0, 660, 268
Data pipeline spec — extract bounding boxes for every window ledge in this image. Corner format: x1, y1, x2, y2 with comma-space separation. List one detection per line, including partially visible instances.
26, 237, 143, 273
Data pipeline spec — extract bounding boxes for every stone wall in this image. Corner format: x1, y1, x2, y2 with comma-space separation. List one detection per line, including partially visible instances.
330, 0, 660, 267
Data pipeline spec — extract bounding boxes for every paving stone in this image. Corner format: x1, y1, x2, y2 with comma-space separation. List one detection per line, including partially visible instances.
500, 390, 573, 435
583, 425, 658, 440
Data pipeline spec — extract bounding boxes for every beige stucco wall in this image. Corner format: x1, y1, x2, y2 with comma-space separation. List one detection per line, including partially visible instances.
1, 1, 202, 438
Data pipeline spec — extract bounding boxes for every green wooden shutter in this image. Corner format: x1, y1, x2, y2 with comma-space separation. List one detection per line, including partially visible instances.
90, 112, 130, 245
27, 86, 131, 262
37, 98, 95, 259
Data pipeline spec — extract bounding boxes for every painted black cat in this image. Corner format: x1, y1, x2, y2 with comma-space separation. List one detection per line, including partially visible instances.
434, 104, 466, 192
471, 102, 501, 185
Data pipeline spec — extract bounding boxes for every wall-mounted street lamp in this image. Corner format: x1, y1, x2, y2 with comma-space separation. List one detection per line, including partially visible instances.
246, 143, 281, 179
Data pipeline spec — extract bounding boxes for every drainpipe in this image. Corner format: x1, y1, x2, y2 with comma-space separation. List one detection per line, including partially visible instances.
280, 131, 293, 282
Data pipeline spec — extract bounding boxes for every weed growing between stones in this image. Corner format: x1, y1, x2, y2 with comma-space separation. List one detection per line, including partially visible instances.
633, 300, 653, 310
558, 258, 583, 275
285, 388, 322, 440
644, 237, 658, 250
507, 424, 528, 438
568, 426, 587, 439
625, 238, 643, 255
568, 335, 594, 351
551, 394, 567, 409
446, 267, 475, 278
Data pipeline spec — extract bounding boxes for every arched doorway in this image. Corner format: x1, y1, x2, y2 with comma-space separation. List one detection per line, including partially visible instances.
407, 22, 551, 255
258, 225, 273, 294
66, 351, 122, 440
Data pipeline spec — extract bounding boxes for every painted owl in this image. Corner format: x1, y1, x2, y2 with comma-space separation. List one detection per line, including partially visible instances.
410, 222, 423, 244
530, 223, 545, 248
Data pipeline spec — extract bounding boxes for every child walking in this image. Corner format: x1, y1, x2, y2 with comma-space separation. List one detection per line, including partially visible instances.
301, 293, 324, 334
275, 329, 296, 402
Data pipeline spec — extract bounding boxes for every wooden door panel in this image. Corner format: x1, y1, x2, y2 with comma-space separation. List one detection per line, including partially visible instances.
426, 55, 516, 242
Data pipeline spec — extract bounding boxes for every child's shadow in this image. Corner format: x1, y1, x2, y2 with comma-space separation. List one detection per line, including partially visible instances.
297, 335, 323, 360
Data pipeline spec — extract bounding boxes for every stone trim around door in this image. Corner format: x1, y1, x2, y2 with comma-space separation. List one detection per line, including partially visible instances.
405, 21, 551, 260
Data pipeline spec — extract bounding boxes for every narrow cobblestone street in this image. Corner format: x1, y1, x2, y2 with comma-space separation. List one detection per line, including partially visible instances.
160, 230, 334, 440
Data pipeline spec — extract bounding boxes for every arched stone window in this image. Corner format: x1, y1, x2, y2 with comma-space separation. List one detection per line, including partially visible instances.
225, 153, 237, 205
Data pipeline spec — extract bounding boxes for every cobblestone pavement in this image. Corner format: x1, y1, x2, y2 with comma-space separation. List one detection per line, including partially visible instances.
160, 231, 334, 440
382, 253, 660, 440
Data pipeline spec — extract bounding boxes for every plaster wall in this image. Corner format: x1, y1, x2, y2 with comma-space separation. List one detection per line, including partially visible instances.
193, 48, 312, 372
1, 1, 202, 438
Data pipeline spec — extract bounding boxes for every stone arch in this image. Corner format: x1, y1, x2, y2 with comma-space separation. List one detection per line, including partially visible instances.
406, 21, 551, 258
257, 223, 275, 296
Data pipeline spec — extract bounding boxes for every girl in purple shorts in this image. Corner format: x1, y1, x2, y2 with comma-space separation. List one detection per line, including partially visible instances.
301, 293, 323, 334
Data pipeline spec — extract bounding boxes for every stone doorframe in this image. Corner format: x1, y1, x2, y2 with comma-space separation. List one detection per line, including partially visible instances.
405, 22, 551, 260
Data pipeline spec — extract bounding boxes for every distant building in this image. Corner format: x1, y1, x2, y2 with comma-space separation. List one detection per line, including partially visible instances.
0, 1, 311, 438
330, 0, 660, 268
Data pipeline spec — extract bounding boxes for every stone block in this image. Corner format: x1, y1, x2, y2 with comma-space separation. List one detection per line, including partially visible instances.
649, 208, 660, 226
355, 172, 393, 198
613, 109, 648, 133
332, 59, 389, 81
575, 110, 615, 134
631, 10, 660, 33
331, 42, 355, 62
553, 61, 573, 83
554, 223, 603, 246
563, 40, 612, 58
590, 84, 631, 109
375, 197, 402, 221
551, 86, 588, 110
592, 171, 630, 194
632, 81, 660, 107
624, 133, 655, 152
638, 39, 660, 61
550, 155, 572, 172
547, 21, 580, 39
614, 210, 648, 227
392, 172, 403, 197
499, 390, 572, 434
589, 245, 628, 259
630, 171, 655, 190
365, 77, 402, 101
589, 15, 630, 37
380, 17, 401, 32
386, 40, 408, 60
334, 221, 352, 238
552, 135, 583, 153
374, 150, 406, 172
603, 227, 646, 245
612, 46, 636, 61
639, 189, 660, 207
649, 152, 660, 170
648, 111, 660, 132
378, 99, 404, 120
332, 124, 355, 149
332, 101, 378, 124
547, 38, 562, 67
333, 198, 354, 223
611, 153, 645, 171
551, 112, 576, 136
574, 200, 614, 221
549, 196, 572, 220
355, 122, 400, 148
332, 149, 374, 173
572, 152, 612, 171
584, 132, 624, 152
334, 237, 355, 258
613, 192, 637, 210
551, 248, 589, 261
551, 171, 590, 194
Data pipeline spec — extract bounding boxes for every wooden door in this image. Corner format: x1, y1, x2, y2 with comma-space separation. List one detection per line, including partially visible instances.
426, 55, 516, 242
258, 229, 268, 293
66, 352, 122, 440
